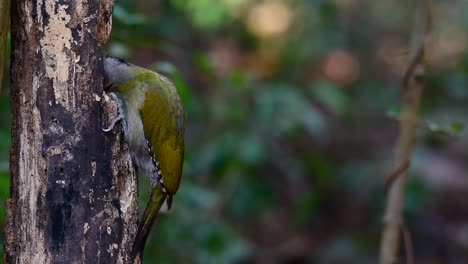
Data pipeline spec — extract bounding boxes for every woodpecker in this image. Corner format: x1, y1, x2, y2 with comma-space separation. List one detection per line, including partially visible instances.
102, 56, 184, 258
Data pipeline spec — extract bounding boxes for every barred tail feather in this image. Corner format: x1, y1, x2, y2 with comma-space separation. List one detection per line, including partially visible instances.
132, 187, 166, 260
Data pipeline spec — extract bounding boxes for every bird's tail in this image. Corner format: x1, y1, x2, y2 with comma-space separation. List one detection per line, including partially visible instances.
131, 187, 166, 260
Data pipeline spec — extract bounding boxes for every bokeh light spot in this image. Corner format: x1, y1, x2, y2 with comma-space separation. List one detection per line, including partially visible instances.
322, 50, 360, 85
246, 1, 293, 38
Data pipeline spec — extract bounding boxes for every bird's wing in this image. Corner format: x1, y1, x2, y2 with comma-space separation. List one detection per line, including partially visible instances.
140, 75, 184, 194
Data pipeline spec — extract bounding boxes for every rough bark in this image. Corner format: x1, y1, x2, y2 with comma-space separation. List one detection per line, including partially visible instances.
4, 0, 139, 263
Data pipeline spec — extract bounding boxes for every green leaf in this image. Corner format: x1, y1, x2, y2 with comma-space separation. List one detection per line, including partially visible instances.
450, 122, 464, 133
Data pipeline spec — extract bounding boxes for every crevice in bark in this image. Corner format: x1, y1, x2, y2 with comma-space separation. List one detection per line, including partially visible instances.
4, 0, 139, 263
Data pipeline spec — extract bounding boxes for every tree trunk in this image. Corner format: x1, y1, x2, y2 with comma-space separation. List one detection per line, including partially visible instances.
4, 0, 139, 263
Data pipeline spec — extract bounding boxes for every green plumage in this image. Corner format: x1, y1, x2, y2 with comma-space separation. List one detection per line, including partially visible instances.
103, 57, 185, 260
141, 81, 184, 194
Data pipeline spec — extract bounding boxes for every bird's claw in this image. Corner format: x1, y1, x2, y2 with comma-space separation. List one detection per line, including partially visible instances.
103, 114, 124, 132
103, 92, 125, 132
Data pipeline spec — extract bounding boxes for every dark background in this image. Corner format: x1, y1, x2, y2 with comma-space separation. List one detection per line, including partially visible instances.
1, 0, 468, 263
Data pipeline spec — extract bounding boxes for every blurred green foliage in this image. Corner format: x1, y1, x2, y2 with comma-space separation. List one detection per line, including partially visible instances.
0, 32, 10, 264
2, 0, 468, 263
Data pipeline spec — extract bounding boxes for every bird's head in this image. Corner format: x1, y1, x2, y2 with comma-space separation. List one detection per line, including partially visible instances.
103, 56, 135, 92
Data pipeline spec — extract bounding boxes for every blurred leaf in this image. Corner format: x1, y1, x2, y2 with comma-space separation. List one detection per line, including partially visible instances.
450, 122, 464, 133
404, 178, 430, 214
236, 135, 266, 166
229, 71, 248, 87
107, 42, 132, 59
424, 120, 465, 136
189, 132, 251, 183
229, 176, 272, 218
386, 105, 401, 119
305, 152, 335, 190
179, 184, 218, 211
427, 121, 442, 132
294, 191, 318, 224
195, 223, 249, 264
446, 74, 468, 99
255, 85, 326, 136
0, 173, 9, 198
113, 4, 147, 26
171, 0, 245, 29
154, 61, 177, 75
311, 80, 350, 114
193, 52, 215, 77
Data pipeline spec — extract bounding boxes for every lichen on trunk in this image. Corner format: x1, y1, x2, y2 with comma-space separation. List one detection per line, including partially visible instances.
4, 0, 138, 263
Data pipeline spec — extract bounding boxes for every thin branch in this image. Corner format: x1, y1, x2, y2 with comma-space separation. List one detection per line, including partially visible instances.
384, 160, 410, 193
402, 223, 415, 264
378, 1, 432, 263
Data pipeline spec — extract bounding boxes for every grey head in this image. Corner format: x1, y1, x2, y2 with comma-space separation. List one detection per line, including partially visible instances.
103, 56, 135, 91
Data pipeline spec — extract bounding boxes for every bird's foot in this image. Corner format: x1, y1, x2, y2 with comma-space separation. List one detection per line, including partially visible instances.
103, 114, 124, 132
103, 92, 125, 132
